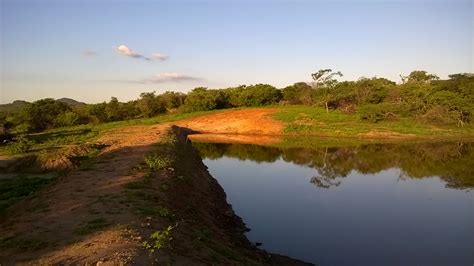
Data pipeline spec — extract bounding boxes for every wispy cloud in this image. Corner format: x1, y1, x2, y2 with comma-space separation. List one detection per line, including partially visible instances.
151, 53, 169, 61
115, 44, 168, 61
115, 44, 150, 60
142, 72, 202, 83
83, 50, 97, 57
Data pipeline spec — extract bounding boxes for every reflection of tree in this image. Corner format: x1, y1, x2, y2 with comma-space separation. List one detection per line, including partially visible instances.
310, 173, 341, 189
193, 141, 474, 190
192, 142, 281, 163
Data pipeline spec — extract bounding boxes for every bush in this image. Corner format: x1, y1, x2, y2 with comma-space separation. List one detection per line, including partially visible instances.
55, 111, 80, 127
182, 87, 228, 112
6, 135, 33, 154
418, 106, 459, 125
358, 103, 401, 123
144, 153, 172, 170
282, 82, 315, 105
233, 84, 282, 107
24, 99, 72, 132
143, 226, 174, 253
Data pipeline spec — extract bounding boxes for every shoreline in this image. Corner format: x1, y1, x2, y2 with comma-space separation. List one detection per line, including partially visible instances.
0, 125, 313, 265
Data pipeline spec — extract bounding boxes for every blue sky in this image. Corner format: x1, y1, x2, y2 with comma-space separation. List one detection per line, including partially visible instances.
1, 0, 472, 103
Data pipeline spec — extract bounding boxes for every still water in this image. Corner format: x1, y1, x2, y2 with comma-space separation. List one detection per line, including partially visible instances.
193, 141, 474, 266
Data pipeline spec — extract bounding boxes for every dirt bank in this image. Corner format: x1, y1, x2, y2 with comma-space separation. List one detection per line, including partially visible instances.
175, 108, 452, 141
188, 133, 282, 145
0, 124, 310, 265
175, 108, 283, 136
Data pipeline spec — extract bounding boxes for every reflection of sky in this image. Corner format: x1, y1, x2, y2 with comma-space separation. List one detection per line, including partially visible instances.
203, 157, 474, 265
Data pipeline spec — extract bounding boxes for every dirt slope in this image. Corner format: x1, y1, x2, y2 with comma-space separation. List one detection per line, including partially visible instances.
0, 125, 167, 264
175, 108, 283, 135
0, 123, 310, 265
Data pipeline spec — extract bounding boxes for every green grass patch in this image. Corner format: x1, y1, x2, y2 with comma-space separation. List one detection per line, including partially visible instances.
0, 236, 49, 251
194, 227, 212, 242
0, 174, 56, 214
273, 105, 474, 138
0, 109, 224, 156
73, 217, 111, 235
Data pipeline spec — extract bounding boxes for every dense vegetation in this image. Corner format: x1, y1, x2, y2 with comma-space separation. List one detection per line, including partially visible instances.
1, 70, 473, 137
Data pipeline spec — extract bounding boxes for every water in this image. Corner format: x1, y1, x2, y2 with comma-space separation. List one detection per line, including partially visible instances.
193, 141, 474, 266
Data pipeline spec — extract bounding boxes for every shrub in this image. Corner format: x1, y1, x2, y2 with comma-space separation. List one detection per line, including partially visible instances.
358, 103, 401, 123
23, 98, 71, 132
418, 106, 459, 125
144, 153, 172, 170
55, 111, 80, 127
182, 87, 228, 112
143, 226, 174, 253
6, 135, 33, 154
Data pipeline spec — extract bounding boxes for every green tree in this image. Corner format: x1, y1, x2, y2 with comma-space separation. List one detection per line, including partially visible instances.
159, 91, 186, 109
105, 97, 121, 121
183, 87, 228, 112
55, 111, 80, 127
85, 102, 108, 123
238, 84, 282, 107
137, 92, 167, 118
311, 69, 343, 113
24, 99, 71, 131
282, 82, 314, 105
401, 70, 439, 83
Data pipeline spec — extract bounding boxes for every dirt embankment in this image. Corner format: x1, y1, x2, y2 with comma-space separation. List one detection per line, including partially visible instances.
175, 108, 423, 142
176, 108, 283, 136
0, 124, 310, 265
0, 125, 168, 264
176, 108, 285, 145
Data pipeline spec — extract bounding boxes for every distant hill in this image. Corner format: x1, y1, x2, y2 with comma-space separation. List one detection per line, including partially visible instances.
56, 98, 87, 108
0, 100, 30, 112
0, 98, 87, 112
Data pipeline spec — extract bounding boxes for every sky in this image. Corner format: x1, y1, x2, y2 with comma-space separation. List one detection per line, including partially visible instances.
1, 0, 472, 104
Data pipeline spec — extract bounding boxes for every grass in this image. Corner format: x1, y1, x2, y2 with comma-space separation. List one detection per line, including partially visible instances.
2, 105, 472, 158
273, 105, 474, 139
0, 174, 57, 215
194, 227, 212, 242
122, 134, 184, 219
0, 109, 223, 156
0, 236, 49, 251
73, 217, 111, 235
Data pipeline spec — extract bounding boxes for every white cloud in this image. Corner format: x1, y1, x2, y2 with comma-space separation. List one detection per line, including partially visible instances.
114, 44, 168, 61
115, 44, 150, 60
142, 72, 202, 83
151, 53, 169, 61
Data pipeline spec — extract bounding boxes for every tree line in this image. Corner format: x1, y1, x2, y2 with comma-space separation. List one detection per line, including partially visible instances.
0, 70, 473, 134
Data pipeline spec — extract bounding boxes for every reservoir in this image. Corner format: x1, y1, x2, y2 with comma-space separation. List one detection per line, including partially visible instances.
193, 141, 474, 265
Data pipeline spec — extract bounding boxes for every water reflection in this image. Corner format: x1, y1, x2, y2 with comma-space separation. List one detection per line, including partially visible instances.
193, 141, 474, 190
193, 140, 474, 265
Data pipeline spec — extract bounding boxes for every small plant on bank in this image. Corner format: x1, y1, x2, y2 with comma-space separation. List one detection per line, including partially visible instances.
144, 153, 172, 171
157, 206, 175, 219
143, 225, 174, 253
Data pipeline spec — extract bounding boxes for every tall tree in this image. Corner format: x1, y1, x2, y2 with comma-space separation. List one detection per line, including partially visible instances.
24, 99, 71, 131
401, 70, 439, 83
311, 69, 343, 113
